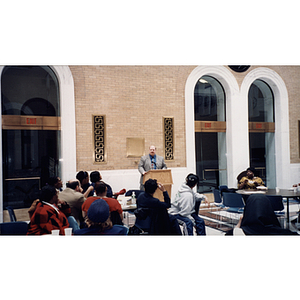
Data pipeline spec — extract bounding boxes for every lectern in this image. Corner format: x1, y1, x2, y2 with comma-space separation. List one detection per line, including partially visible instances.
143, 169, 173, 202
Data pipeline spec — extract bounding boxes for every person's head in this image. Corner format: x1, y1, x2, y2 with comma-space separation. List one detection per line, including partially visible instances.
246, 167, 256, 179
76, 171, 89, 185
66, 179, 82, 192
90, 171, 101, 183
149, 145, 156, 157
47, 176, 63, 190
185, 173, 199, 188
144, 178, 158, 195
40, 185, 58, 205
85, 199, 112, 230
94, 181, 107, 196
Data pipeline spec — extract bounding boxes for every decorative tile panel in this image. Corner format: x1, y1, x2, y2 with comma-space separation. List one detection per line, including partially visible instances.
93, 115, 105, 163
163, 117, 174, 161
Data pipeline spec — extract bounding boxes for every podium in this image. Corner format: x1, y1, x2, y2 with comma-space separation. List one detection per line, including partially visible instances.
143, 169, 173, 202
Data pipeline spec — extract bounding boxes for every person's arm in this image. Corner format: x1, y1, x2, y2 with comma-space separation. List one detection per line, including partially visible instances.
83, 186, 94, 198
254, 177, 265, 187
238, 177, 248, 189
194, 193, 210, 208
115, 200, 124, 220
177, 195, 195, 218
138, 156, 147, 175
161, 157, 167, 170
157, 182, 171, 207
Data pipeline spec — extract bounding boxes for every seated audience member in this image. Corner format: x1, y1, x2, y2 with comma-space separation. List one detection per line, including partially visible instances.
74, 199, 128, 235
82, 181, 123, 225
28, 194, 79, 233
47, 176, 63, 191
229, 194, 298, 235
168, 173, 208, 236
90, 170, 126, 199
58, 179, 86, 226
76, 171, 94, 197
136, 179, 181, 235
27, 185, 69, 235
238, 167, 265, 190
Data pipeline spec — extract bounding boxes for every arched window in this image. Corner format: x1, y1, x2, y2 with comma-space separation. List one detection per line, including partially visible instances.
194, 76, 227, 192
1, 66, 61, 208
248, 79, 276, 187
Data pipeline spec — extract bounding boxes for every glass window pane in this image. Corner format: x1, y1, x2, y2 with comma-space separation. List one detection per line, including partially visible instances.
1, 66, 60, 116
195, 132, 227, 193
248, 79, 274, 122
194, 76, 226, 121
2, 130, 61, 208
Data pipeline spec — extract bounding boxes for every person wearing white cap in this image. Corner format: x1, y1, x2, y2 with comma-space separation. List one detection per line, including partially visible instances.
74, 199, 128, 235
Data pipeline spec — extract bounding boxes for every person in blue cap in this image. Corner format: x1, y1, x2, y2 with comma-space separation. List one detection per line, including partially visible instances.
74, 199, 128, 235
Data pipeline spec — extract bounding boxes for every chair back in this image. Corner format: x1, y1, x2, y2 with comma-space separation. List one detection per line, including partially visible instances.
134, 215, 152, 233
6, 206, 17, 222
0, 221, 28, 235
213, 189, 222, 204
219, 185, 228, 192
266, 195, 284, 211
219, 185, 230, 196
223, 193, 245, 208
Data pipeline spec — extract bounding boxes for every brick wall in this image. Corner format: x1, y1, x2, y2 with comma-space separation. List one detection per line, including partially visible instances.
69, 65, 196, 172
69, 65, 300, 173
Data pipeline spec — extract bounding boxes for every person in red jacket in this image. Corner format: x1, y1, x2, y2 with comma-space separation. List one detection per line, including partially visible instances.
82, 181, 123, 224
27, 185, 69, 235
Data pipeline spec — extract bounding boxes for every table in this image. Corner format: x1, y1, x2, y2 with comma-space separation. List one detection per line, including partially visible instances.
117, 195, 137, 226
237, 188, 300, 228
121, 204, 137, 211
118, 195, 137, 211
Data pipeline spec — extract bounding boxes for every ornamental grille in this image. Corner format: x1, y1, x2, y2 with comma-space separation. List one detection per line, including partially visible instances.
93, 115, 105, 163
164, 117, 174, 161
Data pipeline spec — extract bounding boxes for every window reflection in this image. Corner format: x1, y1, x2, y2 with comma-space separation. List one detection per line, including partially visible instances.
194, 76, 226, 122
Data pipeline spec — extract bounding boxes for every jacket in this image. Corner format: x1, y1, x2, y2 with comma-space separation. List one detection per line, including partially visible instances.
168, 182, 205, 222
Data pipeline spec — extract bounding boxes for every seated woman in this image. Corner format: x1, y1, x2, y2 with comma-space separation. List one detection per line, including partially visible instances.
231, 194, 298, 235
74, 199, 128, 235
238, 167, 265, 190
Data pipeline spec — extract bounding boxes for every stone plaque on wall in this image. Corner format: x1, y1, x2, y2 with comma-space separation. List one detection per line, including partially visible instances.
126, 137, 145, 157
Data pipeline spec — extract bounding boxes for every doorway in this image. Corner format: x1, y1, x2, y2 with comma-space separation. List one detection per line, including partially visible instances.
248, 79, 276, 188
194, 75, 227, 193
1, 66, 61, 208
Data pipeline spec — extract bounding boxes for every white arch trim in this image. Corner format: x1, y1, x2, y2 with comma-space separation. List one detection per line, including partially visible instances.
51, 66, 77, 184
240, 67, 291, 188
185, 65, 242, 187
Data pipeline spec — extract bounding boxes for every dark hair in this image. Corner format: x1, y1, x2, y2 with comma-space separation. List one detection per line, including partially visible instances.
40, 185, 57, 203
144, 179, 158, 194
186, 173, 199, 188
76, 171, 88, 183
247, 167, 256, 175
90, 171, 101, 183
94, 181, 107, 195
66, 180, 80, 190
47, 176, 59, 186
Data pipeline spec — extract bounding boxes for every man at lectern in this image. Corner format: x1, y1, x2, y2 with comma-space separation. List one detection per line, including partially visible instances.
138, 145, 167, 190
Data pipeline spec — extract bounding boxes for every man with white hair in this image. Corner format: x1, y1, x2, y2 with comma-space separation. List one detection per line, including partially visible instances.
58, 179, 86, 226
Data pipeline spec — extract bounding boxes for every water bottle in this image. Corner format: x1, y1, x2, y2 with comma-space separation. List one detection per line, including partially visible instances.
131, 191, 136, 204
